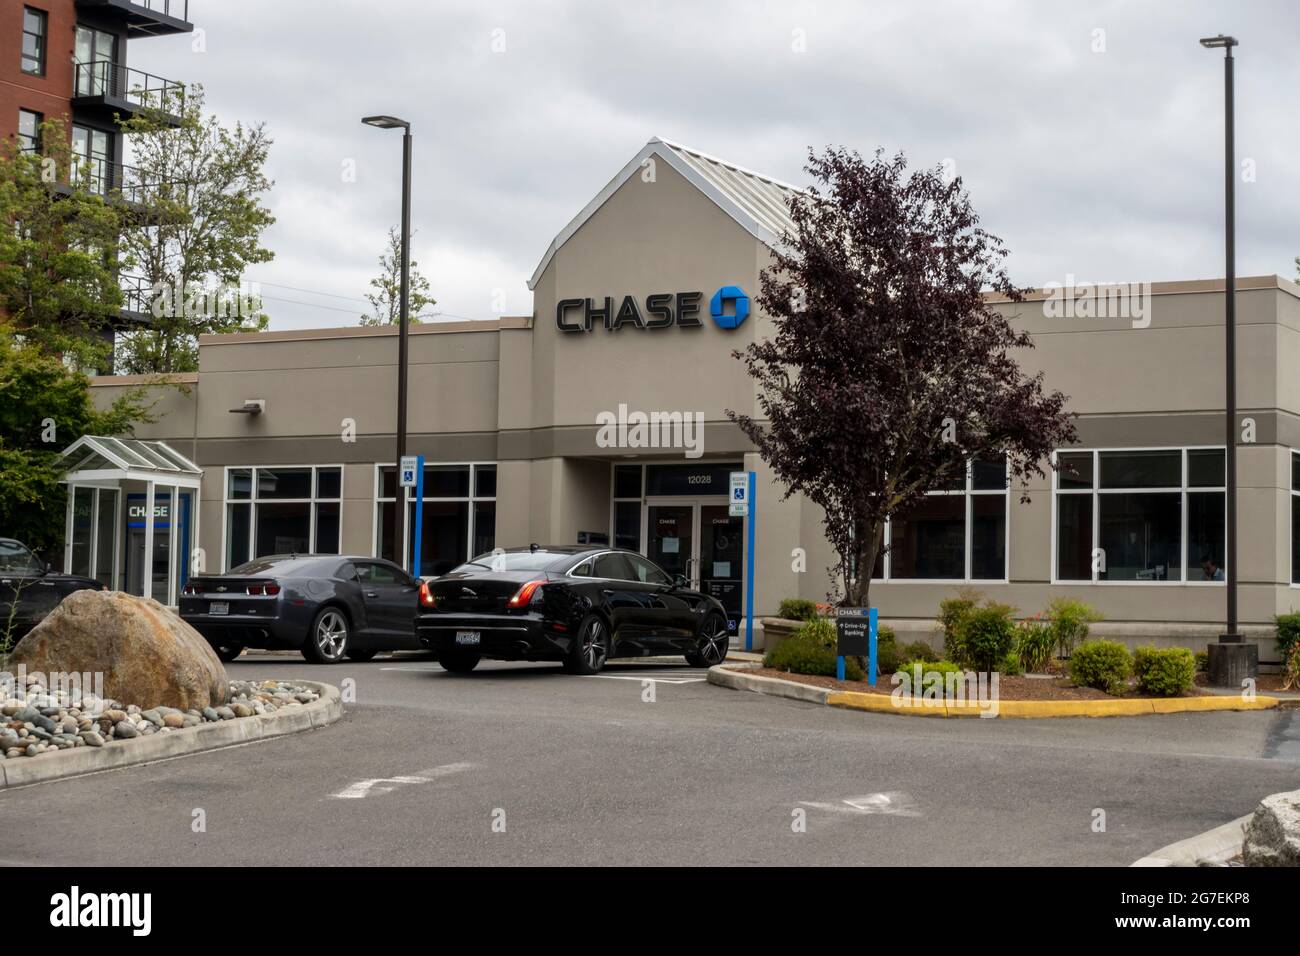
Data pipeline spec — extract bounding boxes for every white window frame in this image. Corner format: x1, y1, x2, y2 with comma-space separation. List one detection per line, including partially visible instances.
870, 456, 1011, 585
372, 461, 497, 569
1050, 446, 1226, 586
221, 464, 344, 571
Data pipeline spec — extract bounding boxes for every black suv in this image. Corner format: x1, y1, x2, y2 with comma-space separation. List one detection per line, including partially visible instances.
0, 538, 102, 642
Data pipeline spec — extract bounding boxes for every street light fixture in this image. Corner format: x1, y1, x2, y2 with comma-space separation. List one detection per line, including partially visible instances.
1198, 35, 1256, 685
362, 113, 415, 573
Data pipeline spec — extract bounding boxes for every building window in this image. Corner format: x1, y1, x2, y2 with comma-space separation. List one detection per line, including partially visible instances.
1054, 448, 1225, 583
879, 456, 1008, 581
71, 125, 114, 195
17, 109, 42, 153
612, 464, 642, 551
22, 8, 47, 76
223, 465, 343, 570
74, 24, 117, 96
374, 463, 496, 577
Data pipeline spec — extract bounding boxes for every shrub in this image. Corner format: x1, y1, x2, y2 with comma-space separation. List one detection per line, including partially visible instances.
999, 648, 1024, 676
1015, 617, 1055, 672
1132, 646, 1196, 696
1194, 651, 1209, 673
938, 588, 982, 664
1046, 598, 1103, 657
900, 639, 938, 663
874, 625, 901, 674
892, 660, 963, 694
1275, 613, 1300, 665
1283, 642, 1300, 692
777, 598, 820, 622
962, 603, 1017, 674
1069, 639, 1132, 693
764, 619, 864, 680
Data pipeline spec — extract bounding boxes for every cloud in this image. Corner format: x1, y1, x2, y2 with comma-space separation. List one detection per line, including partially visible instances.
130, 0, 1300, 330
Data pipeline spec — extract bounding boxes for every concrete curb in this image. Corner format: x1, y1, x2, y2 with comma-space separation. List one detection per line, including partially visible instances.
1131, 814, 1250, 867
0, 681, 342, 790
706, 662, 830, 705
709, 665, 1281, 719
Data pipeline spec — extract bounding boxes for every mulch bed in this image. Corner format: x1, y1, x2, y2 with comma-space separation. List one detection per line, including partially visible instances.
746, 666, 1213, 701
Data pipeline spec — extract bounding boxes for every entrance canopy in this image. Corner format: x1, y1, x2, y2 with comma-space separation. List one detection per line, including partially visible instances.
59, 436, 201, 486
58, 436, 202, 605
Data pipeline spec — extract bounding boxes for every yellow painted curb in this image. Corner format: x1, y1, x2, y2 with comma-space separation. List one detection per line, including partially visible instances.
826, 690, 1280, 719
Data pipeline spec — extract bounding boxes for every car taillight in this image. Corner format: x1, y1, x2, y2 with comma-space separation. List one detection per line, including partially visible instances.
247, 582, 281, 596
181, 584, 196, 596
507, 579, 546, 608
419, 581, 438, 608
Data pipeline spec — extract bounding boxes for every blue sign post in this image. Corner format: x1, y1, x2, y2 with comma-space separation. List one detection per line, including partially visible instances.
835, 606, 879, 684
412, 455, 425, 577
744, 471, 756, 651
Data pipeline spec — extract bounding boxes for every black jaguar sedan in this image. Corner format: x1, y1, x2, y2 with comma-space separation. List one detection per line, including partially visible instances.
179, 554, 421, 663
415, 546, 731, 675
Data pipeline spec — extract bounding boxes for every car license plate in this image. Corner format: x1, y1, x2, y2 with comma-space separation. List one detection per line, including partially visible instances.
210, 601, 229, 616
455, 631, 480, 645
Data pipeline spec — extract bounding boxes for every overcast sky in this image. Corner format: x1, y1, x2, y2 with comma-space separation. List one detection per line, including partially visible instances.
132, 0, 1300, 331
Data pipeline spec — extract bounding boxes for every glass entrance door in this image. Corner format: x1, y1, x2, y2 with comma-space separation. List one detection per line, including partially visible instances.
645, 499, 744, 635
700, 505, 744, 633
646, 504, 693, 584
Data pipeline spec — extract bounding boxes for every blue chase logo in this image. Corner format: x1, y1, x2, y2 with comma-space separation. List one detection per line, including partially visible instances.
709, 285, 750, 330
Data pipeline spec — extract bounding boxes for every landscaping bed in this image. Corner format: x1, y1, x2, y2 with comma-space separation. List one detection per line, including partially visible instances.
1, 676, 322, 761
747, 666, 1215, 701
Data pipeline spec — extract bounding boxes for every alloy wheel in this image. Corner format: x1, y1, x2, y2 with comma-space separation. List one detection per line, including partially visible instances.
700, 621, 730, 665
581, 619, 608, 671
315, 610, 348, 660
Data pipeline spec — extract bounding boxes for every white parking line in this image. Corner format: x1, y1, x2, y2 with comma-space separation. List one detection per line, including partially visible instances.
330, 762, 474, 799
589, 675, 706, 684
798, 792, 922, 817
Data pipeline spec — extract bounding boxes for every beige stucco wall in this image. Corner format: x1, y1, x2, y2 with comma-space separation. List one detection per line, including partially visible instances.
82, 155, 1300, 643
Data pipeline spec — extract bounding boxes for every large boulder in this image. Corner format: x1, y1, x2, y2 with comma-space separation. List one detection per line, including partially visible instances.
1242, 789, 1300, 866
8, 590, 229, 710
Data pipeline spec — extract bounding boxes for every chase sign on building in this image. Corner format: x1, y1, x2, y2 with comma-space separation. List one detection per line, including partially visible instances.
555, 284, 749, 333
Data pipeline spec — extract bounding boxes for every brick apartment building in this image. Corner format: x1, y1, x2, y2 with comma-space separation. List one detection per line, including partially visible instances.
1, 0, 193, 319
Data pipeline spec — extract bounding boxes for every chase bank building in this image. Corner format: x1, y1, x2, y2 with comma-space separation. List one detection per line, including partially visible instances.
74, 137, 1300, 661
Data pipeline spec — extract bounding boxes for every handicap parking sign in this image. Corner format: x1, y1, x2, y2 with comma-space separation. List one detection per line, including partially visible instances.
400, 455, 419, 488
729, 471, 749, 516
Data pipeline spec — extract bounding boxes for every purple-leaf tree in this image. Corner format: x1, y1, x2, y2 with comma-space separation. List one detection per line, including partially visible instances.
727, 147, 1077, 608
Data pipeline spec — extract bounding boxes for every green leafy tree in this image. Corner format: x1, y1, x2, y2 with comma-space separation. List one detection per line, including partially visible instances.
361, 227, 435, 325
0, 118, 125, 372
115, 85, 275, 373
0, 328, 152, 556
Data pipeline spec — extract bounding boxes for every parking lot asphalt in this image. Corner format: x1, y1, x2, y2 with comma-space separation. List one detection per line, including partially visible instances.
2, 652, 1298, 866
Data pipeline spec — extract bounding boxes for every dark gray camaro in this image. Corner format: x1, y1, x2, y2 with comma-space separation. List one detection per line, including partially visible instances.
179, 554, 421, 663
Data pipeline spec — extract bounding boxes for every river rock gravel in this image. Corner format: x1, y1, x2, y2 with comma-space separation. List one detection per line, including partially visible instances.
0, 675, 320, 760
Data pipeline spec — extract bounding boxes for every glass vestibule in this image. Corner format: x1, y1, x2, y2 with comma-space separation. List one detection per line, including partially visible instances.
58, 436, 202, 604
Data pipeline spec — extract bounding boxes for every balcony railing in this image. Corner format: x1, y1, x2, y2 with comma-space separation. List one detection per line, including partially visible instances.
118, 273, 154, 320
122, 0, 189, 18
72, 60, 184, 118
69, 156, 170, 207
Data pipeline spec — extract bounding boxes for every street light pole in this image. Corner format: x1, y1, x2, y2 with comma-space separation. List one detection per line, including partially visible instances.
362, 114, 414, 572
1199, 35, 1255, 684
